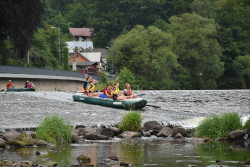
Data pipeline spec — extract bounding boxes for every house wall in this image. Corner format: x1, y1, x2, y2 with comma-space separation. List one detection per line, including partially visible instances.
68, 53, 88, 63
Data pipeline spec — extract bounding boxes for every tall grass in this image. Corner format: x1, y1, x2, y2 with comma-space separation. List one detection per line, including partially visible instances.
196, 112, 242, 139
119, 112, 142, 132
243, 117, 250, 129
36, 115, 72, 144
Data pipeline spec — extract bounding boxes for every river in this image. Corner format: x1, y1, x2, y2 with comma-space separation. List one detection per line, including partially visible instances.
0, 90, 249, 166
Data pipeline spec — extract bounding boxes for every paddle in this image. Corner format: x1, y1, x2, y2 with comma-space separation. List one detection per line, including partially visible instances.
138, 93, 146, 97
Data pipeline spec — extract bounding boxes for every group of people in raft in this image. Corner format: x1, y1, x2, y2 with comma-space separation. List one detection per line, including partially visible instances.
6, 80, 35, 90
82, 76, 137, 100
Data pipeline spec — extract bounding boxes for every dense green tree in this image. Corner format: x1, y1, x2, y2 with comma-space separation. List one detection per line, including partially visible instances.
117, 67, 136, 89
190, 0, 217, 18
100, 72, 108, 84
233, 55, 250, 88
0, 0, 43, 59
109, 25, 178, 89
215, 0, 250, 88
0, 39, 13, 65
170, 13, 224, 89
62, 47, 69, 70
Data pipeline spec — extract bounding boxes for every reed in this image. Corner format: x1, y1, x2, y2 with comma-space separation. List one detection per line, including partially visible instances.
119, 112, 142, 132
243, 117, 250, 129
36, 115, 72, 144
196, 112, 242, 139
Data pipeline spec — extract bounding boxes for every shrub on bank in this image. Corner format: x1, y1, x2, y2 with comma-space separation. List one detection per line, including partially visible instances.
196, 112, 242, 139
243, 117, 250, 129
36, 115, 72, 144
119, 112, 142, 132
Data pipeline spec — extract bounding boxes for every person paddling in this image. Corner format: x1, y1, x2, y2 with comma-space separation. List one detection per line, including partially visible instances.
111, 82, 127, 100
6, 80, 14, 90
87, 79, 99, 97
82, 76, 92, 93
122, 83, 137, 99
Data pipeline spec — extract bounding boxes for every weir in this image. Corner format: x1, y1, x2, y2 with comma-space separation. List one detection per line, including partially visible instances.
0, 65, 89, 91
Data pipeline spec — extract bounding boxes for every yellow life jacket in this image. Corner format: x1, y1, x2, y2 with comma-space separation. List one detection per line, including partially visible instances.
87, 83, 95, 93
111, 86, 119, 95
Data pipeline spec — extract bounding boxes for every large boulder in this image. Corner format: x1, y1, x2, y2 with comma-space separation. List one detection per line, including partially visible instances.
97, 128, 114, 138
157, 127, 172, 137
2, 132, 20, 141
172, 126, 188, 137
77, 154, 91, 165
0, 138, 6, 148
7, 132, 34, 147
143, 121, 162, 132
109, 127, 122, 136
119, 131, 142, 138
229, 130, 248, 140
82, 128, 97, 137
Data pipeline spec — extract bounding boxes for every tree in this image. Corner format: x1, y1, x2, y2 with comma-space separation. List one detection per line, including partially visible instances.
117, 67, 136, 89
170, 13, 224, 89
0, 0, 43, 59
109, 25, 178, 90
62, 47, 69, 70
233, 55, 250, 88
100, 72, 108, 84
190, 0, 217, 18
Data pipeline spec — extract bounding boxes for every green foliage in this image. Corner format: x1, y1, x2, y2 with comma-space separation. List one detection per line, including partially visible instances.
196, 112, 242, 139
0, 38, 13, 65
62, 47, 69, 70
170, 13, 224, 89
233, 55, 250, 88
243, 117, 250, 129
117, 67, 136, 89
36, 115, 72, 144
100, 72, 108, 84
119, 112, 142, 132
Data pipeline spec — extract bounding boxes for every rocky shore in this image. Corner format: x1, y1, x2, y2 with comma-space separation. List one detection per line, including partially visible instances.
0, 121, 249, 166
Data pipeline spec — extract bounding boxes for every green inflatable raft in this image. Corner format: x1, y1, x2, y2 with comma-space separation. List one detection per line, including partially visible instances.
72, 93, 147, 109
6, 88, 36, 92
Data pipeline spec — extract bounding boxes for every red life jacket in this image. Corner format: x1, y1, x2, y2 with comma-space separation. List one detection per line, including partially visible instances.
104, 88, 111, 95
125, 89, 132, 96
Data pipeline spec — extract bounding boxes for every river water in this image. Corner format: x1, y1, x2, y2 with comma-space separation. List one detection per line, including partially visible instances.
0, 90, 249, 166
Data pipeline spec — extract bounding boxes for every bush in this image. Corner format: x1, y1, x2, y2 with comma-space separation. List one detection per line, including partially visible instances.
196, 112, 242, 139
36, 115, 72, 144
243, 117, 250, 129
119, 112, 142, 132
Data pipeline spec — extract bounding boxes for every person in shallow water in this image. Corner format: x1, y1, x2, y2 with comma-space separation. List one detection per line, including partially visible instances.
122, 83, 137, 99
111, 82, 127, 100
6, 80, 14, 89
87, 79, 99, 97
82, 76, 92, 93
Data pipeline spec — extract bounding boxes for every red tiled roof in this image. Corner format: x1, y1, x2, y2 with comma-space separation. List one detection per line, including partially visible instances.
68, 27, 92, 37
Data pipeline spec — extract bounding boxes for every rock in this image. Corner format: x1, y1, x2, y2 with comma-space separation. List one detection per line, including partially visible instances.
77, 154, 91, 165
110, 127, 122, 136
36, 151, 41, 156
157, 127, 172, 137
142, 130, 153, 137
0, 158, 17, 166
174, 133, 183, 139
120, 162, 130, 166
2, 132, 20, 141
244, 158, 250, 165
109, 156, 119, 161
35, 139, 50, 147
82, 128, 97, 137
187, 165, 197, 167
76, 125, 86, 129
22, 131, 36, 138
43, 161, 57, 166
119, 131, 142, 138
97, 128, 114, 138
72, 133, 84, 143
0, 138, 6, 147
21, 160, 33, 167
229, 130, 247, 140
172, 126, 188, 137
85, 134, 109, 140
72, 129, 80, 136
143, 121, 162, 132
7, 132, 34, 147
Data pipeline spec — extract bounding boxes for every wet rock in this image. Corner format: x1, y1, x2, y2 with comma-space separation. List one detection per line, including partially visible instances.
0, 138, 6, 147
42, 161, 57, 166
110, 127, 122, 136
72, 129, 80, 136
157, 127, 172, 137
244, 158, 250, 165
229, 130, 247, 140
72, 133, 83, 143
36, 151, 41, 156
76, 125, 86, 129
21, 160, 33, 167
142, 130, 153, 137
174, 133, 183, 139
7, 132, 34, 147
35, 139, 50, 147
81, 128, 97, 137
143, 121, 162, 132
97, 128, 115, 138
119, 131, 142, 138
23, 131, 36, 139
172, 126, 188, 137
85, 134, 109, 140
120, 162, 130, 166
2, 132, 20, 141
109, 156, 119, 161
77, 154, 91, 165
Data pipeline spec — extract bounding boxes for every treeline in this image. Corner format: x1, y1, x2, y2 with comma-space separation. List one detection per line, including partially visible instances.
0, 0, 249, 89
